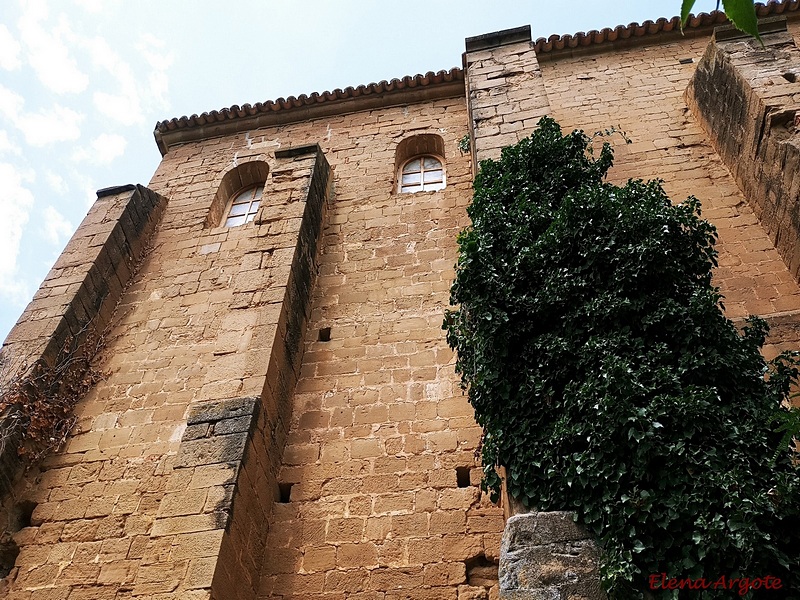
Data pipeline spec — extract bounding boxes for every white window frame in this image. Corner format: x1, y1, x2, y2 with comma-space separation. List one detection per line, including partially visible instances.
224, 184, 263, 227
398, 155, 445, 194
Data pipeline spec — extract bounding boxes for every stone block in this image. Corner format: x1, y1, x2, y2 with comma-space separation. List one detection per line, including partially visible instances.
186, 397, 258, 426
174, 433, 249, 469
501, 512, 590, 551
499, 512, 604, 599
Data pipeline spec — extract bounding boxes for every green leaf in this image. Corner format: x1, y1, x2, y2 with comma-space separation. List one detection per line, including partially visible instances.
721, 0, 762, 44
680, 0, 696, 30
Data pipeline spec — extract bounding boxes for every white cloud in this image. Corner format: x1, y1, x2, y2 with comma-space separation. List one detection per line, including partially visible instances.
73, 0, 105, 13
0, 25, 22, 71
0, 130, 21, 156
0, 162, 34, 304
78, 36, 145, 125
92, 91, 144, 126
72, 132, 126, 165
136, 34, 173, 111
0, 84, 25, 117
82, 32, 175, 124
17, 1, 89, 94
0, 86, 83, 147
41, 205, 73, 245
70, 170, 98, 209
44, 170, 68, 194
16, 104, 83, 146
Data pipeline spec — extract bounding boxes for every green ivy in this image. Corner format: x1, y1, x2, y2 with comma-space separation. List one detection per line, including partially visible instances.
681, 0, 761, 44
445, 117, 800, 598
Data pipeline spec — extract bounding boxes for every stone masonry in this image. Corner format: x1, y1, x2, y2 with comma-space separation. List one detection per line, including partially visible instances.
688, 18, 800, 284
2, 5, 800, 600
463, 25, 552, 167
499, 513, 603, 600
0, 185, 166, 500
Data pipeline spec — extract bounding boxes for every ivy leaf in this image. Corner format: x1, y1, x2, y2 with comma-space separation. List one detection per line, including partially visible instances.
682, 0, 762, 47
721, 0, 762, 45
680, 0, 697, 31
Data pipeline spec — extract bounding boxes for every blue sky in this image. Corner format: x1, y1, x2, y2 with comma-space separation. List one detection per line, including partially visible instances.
0, 0, 721, 341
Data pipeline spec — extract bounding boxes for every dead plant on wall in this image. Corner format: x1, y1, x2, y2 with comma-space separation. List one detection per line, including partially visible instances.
0, 329, 105, 464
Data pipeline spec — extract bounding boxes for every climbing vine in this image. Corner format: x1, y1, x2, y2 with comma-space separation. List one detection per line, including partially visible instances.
0, 331, 104, 463
446, 117, 800, 598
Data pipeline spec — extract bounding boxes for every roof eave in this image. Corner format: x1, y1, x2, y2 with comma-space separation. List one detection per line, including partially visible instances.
154, 70, 464, 156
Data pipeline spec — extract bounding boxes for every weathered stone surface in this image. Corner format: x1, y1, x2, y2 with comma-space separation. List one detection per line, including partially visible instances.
174, 433, 249, 469
688, 18, 800, 285
464, 25, 551, 170
499, 513, 604, 600
501, 512, 589, 550
187, 397, 258, 425
0, 184, 166, 500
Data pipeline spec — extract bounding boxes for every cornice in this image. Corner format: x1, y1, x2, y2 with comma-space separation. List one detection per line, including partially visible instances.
154, 69, 464, 156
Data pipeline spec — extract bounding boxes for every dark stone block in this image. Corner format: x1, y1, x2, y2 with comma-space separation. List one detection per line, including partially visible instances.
465, 25, 531, 52
174, 432, 249, 468
499, 513, 605, 600
213, 415, 254, 436
502, 512, 591, 551
187, 397, 258, 425
182, 423, 211, 441
96, 184, 136, 198
499, 590, 560, 600
275, 144, 321, 159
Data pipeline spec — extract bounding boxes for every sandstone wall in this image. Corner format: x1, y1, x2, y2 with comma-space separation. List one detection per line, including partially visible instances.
540, 23, 800, 359
4, 14, 800, 600
687, 20, 800, 310
0, 184, 165, 589
1, 91, 505, 600
250, 97, 504, 600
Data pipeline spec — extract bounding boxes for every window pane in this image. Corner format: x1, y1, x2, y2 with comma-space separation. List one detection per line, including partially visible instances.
229, 203, 249, 216
399, 155, 446, 194
423, 169, 443, 183
225, 184, 266, 227
423, 157, 441, 170
234, 189, 253, 203
225, 214, 247, 227
403, 159, 421, 173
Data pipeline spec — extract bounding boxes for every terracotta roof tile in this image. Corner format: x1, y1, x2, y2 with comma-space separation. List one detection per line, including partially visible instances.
534, 0, 798, 53
155, 68, 463, 136
154, 1, 799, 148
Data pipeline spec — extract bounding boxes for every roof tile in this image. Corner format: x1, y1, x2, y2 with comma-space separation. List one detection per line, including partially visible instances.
154, 1, 798, 137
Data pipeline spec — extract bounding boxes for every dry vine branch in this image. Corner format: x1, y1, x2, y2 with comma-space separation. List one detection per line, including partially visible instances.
0, 325, 106, 464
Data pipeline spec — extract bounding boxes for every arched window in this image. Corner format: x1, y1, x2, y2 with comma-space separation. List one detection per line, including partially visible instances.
205, 160, 269, 229
394, 133, 446, 195
224, 185, 263, 227
399, 156, 445, 193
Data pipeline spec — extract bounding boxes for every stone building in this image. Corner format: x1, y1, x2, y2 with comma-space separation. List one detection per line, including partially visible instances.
2, 3, 800, 599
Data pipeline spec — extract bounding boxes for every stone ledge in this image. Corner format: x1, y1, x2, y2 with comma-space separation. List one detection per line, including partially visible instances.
466, 25, 532, 53
187, 397, 258, 426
